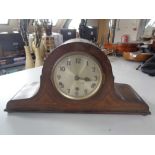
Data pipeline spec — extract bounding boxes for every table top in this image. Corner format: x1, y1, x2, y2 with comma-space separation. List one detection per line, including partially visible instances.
0, 56, 155, 135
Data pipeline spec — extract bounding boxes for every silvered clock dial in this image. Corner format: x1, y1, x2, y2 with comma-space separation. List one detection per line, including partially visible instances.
51, 52, 104, 100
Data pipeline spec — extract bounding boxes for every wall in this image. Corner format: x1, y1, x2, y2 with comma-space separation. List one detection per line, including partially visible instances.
87, 19, 98, 27
143, 19, 155, 37
136, 19, 148, 40
0, 19, 19, 33
52, 19, 67, 32
0, 19, 67, 33
114, 19, 140, 43
0, 19, 98, 34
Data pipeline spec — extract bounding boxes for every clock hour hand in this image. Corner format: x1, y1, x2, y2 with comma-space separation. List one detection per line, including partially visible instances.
74, 75, 91, 81
83, 77, 91, 81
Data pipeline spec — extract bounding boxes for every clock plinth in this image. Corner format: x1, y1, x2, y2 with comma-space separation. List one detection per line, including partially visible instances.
5, 39, 150, 115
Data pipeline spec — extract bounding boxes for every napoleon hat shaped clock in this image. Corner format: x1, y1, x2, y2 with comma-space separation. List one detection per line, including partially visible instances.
5, 39, 150, 115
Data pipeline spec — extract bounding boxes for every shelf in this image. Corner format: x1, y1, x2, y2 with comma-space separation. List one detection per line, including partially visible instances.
0, 61, 25, 70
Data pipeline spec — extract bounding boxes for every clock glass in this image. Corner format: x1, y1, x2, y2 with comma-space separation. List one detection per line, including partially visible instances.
51, 52, 103, 100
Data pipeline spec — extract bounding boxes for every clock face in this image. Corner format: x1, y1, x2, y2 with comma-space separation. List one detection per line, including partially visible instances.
51, 52, 104, 100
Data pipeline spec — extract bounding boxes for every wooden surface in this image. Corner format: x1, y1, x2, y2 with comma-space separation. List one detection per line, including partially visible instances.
123, 52, 153, 62
0, 56, 155, 134
5, 40, 150, 114
104, 43, 139, 53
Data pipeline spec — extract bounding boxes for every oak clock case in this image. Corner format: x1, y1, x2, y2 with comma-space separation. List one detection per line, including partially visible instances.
5, 39, 150, 115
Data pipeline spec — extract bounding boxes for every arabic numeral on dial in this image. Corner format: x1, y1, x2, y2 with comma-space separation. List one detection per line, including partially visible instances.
60, 66, 65, 71
91, 83, 96, 88
57, 75, 61, 80
76, 58, 81, 64
59, 82, 64, 88
86, 61, 89, 66
67, 60, 71, 66
75, 91, 79, 96
67, 89, 70, 93
84, 89, 88, 95
92, 66, 96, 72
94, 76, 97, 81
75, 87, 79, 91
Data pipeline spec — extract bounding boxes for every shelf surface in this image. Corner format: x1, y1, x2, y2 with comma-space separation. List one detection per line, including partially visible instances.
0, 56, 155, 134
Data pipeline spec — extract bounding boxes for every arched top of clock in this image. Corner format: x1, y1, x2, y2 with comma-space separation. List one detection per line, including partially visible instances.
41, 39, 115, 103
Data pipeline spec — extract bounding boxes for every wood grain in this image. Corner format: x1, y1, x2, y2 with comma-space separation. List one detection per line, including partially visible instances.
5, 39, 150, 115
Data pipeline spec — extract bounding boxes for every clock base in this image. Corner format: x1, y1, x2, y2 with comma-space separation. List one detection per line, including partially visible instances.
5, 82, 150, 115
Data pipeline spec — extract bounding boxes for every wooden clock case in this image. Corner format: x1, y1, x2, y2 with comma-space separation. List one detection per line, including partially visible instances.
5, 39, 150, 115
